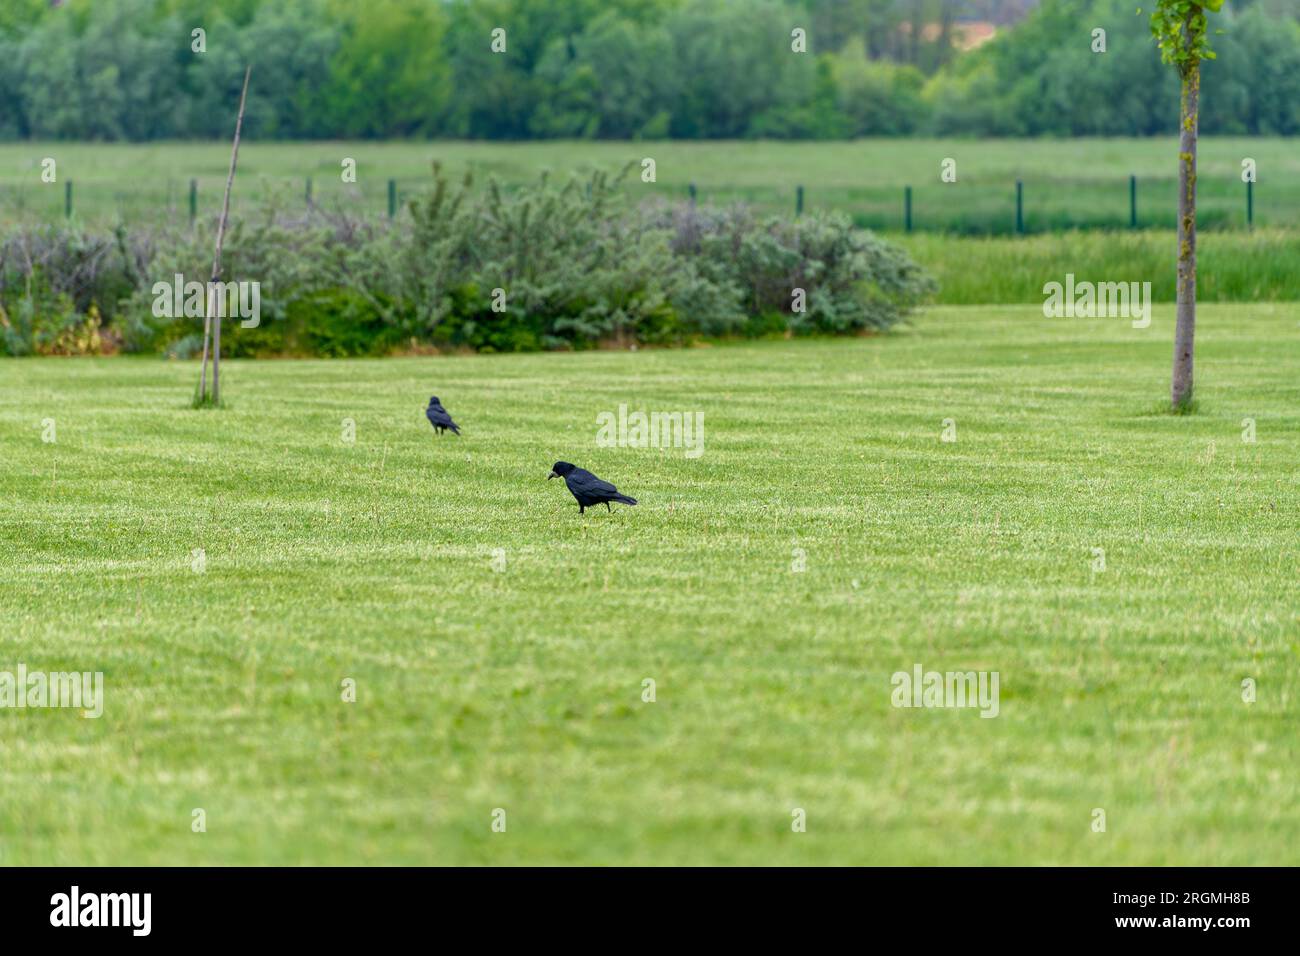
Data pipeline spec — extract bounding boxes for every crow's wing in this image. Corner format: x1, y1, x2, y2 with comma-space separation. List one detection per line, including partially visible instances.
426, 404, 456, 428
567, 467, 618, 498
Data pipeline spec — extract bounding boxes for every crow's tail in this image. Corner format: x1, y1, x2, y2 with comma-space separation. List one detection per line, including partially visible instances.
614, 494, 637, 506
450, 424, 461, 435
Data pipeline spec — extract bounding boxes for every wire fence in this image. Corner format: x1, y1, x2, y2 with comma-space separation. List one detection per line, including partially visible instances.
0, 174, 1270, 234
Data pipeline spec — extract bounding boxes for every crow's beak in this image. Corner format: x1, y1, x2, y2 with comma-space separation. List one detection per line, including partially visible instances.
547, 470, 557, 480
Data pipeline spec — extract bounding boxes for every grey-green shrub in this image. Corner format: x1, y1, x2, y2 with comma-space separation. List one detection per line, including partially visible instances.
1, 170, 933, 356
657, 202, 935, 333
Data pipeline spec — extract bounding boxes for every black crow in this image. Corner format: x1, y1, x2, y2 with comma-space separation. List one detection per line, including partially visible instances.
425, 395, 460, 435
548, 461, 638, 514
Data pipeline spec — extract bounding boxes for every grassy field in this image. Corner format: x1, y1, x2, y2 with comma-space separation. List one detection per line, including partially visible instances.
895, 229, 1300, 303
1, 303, 1298, 865
1, 138, 1294, 232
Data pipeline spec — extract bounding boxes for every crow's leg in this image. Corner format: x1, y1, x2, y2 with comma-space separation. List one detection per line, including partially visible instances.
606, 502, 611, 512
579, 504, 585, 514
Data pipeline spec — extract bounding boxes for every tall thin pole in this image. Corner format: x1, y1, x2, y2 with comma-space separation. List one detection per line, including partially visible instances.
199, 66, 251, 406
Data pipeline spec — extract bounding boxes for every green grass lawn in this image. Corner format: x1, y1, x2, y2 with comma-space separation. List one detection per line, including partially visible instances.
1, 137, 1292, 232
896, 229, 1300, 304
1, 303, 1298, 865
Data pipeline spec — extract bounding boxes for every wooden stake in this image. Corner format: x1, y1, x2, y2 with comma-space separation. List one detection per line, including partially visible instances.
198, 66, 251, 406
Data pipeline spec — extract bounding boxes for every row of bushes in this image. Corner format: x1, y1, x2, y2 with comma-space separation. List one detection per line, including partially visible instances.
0, 168, 934, 357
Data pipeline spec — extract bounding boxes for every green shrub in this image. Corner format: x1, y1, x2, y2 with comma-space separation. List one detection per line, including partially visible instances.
0, 170, 932, 356
660, 203, 935, 334
0, 225, 140, 354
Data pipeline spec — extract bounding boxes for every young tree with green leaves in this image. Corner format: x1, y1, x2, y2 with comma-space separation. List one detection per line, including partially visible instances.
1150, 0, 1224, 410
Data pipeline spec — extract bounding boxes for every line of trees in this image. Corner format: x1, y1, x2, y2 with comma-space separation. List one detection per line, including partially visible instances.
0, 0, 1296, 141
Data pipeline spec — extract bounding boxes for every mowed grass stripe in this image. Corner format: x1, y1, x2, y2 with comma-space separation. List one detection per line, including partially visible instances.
0, 303, 1297, 864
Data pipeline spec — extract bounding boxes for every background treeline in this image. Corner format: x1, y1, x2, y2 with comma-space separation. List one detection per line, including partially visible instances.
1, 0, 1297, 141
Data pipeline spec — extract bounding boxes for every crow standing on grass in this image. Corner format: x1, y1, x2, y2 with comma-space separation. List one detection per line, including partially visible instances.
425, 396, 460, 435
548, 461, 637, 514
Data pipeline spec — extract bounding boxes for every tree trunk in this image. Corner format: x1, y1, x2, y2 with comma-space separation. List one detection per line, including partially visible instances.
908, 0, 922, 66
937, 0, 955, 68
1171, 58, 1198, 409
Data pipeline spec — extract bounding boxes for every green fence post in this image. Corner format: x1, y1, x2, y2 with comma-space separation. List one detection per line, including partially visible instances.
1015, 180, 1024, 235
1129, 174, 1137, 229
387, 179, 396, 219
795, 185, 804, 217
189, 179, 197, 226
688, 182, 697, 206
904, 186, 913, 233
305, 177, 313, 206
65, 180, 72, 219
1247, 179, 1254, 230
